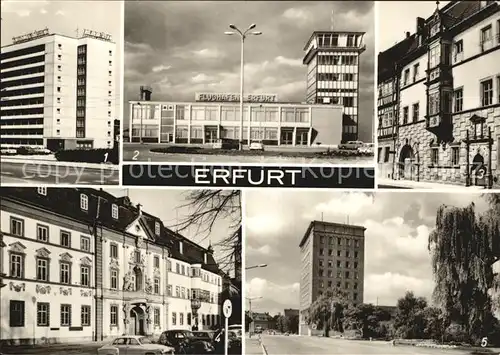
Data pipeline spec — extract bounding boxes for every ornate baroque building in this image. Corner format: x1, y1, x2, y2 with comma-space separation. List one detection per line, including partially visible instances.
0, 188, 224, 345
377, 0, 500, 188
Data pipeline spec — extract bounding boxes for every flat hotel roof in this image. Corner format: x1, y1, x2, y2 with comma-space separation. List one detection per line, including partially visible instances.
299, 220, 366, 248
129, 100, 344, 108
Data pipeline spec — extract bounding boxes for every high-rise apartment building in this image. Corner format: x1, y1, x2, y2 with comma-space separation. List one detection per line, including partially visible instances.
377, 1, 500, 188
298, 220, 365, 336
1, 28, 117, 150
302, 31, 366, 142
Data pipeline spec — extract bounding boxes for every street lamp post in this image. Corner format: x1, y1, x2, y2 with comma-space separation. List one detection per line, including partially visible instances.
245, 264, 267, 271
246, 296, 262, 337
224, 24, 262, 151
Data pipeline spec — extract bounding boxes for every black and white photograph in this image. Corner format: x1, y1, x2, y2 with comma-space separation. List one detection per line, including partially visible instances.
245, 190, 500, 354
376, 0, 500, 189
0, 1, 122, 185
0, 187, 242, 355
123, 1, 375, 164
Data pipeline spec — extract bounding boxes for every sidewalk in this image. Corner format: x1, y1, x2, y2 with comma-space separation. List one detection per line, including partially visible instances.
1, 157, 118, 170
378, 178, 486, 190
246, 336, 264, 355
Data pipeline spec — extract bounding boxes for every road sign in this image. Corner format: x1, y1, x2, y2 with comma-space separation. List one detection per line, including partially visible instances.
312, 324, 317, 330
223, 299, 232, 318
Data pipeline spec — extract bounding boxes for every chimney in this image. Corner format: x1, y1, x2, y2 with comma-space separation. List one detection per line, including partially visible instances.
140, 85, 152, 101
137, 203, 142, 216
405, 32, 410, 39
416, 17, 425, 33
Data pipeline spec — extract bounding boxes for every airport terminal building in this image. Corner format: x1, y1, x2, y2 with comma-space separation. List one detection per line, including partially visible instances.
128, 92, 344, 147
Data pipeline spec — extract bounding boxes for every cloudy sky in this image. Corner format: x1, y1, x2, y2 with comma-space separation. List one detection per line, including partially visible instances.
378, 1, 450, 52
105, 188, 238, 275
1, 0, 123, 115
124, 1, 375, 141
245, 191, 492, 316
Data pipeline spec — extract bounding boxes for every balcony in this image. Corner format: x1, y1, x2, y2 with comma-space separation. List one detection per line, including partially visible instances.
425, 113, 452, 140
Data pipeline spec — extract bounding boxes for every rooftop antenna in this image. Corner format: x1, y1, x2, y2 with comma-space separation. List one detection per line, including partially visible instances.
436, 0, 440, 9
330, 9, 334, 31
321, 212, 324, 222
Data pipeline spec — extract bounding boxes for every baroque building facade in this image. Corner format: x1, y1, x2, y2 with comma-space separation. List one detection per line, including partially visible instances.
377, 0, 500, 188
0, 187, 224, 345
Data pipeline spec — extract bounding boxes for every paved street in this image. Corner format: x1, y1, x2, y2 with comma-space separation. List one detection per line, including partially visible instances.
0, 343, 102, 355
246, 337, 264, 355
123, 144, 374, 164
1, 161, 120, 185
260, 335, 482, 355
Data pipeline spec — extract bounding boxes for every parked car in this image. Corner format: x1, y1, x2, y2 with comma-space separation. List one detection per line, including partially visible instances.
358, 143, 374, 154
227, 325, 242, 339
338, 141, 364, 150
0, 148, 17, 155
158, 329, 214, 354
97, 335, 175, 355
249, 141, 264, 151
192, 330, 215, 343
213, 329, 241, 354
213, 138, 239, 150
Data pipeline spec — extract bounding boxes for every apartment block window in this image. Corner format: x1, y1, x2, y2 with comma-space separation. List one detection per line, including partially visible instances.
172, 312, 177, 326
10, 218, 24, 236
81, 265, 90, 287
109, 70, 112, 76
10, 301, 25, 327
354, 251, 359, 258
431, 148, 439, 165
403, 69, 410, 86
108, 90, 112, 97
402, 106, 409, 124
109, 50, 113, 56
319, 269, 324, 277
453, 40, 464, 62
37, 303, 50, 326
37, 258, 49, 281
154, 278, 160, 294
60, 304, 71, 326
10, 253, 24, 278
58, 44, 62, 49
451, 147, 460, 166
111, 204, 118, 219
345, 271, 350, 278
454, 88, 463, 112
481, 79, 493, 106
80, 194, 88, 210
110, 269, 118, 290
81, 236, 90, 252
108, 111, 112, 117
354, 262, 358, 269
57, 65, 62, 71
56, 129, 60, 136
481, 25, 493, 51
413, 63, 419, 82
110, 243, 118, 258
57, 86, 61, 93
109, 60, 112, 66
81, 305, 91, 326
336, 260, 341, 268
497, 76, 500, 103
37, 187, 47, 195
58, 54, 62, 60
337, 250, 341, 257
109, 81, 112, 86
154, 256, 160, 268
57, 97, 61, 104
412, 103, 419, 122
110, 305, 118, 326
60, 262, 71, 284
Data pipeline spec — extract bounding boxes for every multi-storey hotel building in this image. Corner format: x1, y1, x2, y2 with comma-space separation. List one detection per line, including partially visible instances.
377, 1, 500, 188
302, 31, 367, 142
1, 28, 117, 150
298, 220, 365, 336
0, 188, 224, 345
128, 93, 343, 147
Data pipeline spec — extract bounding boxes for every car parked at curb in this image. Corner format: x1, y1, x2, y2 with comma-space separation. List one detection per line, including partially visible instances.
358, 143, 374, 154
213, 138, 239, 150
158, 329, 214, 354
249, 141, 264, 151
338, 140, 364, 150
97, 335, 175, 355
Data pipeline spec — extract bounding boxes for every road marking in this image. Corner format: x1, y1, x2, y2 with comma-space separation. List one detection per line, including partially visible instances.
1, 171, 15, 175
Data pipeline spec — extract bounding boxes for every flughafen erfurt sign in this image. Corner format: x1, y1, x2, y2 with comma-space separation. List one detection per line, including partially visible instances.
195, 93, 278, 103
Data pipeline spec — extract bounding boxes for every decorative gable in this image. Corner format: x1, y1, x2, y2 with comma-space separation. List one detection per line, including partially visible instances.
9, 241, 27, 254
60, 252, 73, 262
80, 256, 92, 266
35, 247, 51, 258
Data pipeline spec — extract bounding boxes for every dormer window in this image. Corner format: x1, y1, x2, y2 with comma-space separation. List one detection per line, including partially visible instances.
179, 241, 183, 254
155, 221, 160, 236
37, 187, 47, 196
80, 194, 88, 211
111, 204, 118, 219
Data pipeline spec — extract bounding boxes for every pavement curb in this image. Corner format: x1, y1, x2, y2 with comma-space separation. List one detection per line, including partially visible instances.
1, 158, 119, 171
260, 340, 268, 355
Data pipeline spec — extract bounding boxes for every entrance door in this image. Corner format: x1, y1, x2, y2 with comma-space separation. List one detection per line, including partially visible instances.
472, 153, 487, 186
130, 306, 145, 335
281, 130, 293, 145
398, 144, 415, 180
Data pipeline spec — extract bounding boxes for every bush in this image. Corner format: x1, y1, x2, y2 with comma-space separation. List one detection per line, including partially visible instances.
443, 323, 469, 344
55, 147, 119, 164
16, 146, 52, 155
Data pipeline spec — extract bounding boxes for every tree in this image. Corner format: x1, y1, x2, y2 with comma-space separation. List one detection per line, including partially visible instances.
428, 195, 500, 342
304, 287, 347, 337
344, 303, 380, 338
173, 190, 241, 272
422, 306, 444, 341
286, 314, 299, 334
276, 314, 289, 333
393, 291, 428, 339
245, 311, 253, 331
